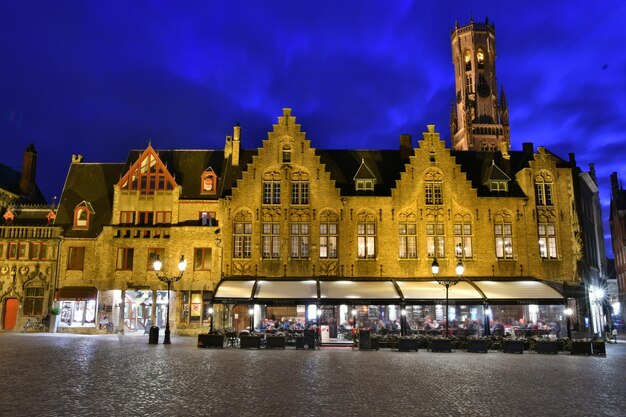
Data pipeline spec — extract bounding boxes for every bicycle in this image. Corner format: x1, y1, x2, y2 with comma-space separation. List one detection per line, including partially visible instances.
20, 317, 47, 332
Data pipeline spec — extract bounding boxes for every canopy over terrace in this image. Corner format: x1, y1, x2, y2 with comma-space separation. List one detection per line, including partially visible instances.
211, 278, 564, 306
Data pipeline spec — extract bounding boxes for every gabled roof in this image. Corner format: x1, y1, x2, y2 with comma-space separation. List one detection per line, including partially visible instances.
353, 159, 377, 181
55, 163, 125, 237
483, 160, 511, 183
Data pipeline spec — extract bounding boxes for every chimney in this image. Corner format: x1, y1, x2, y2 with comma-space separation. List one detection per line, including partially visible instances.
522, 142, 533, 154
588, 163, 596, 183
568, 152, 576, 167
611, 172, 620, 197
399, 134, 412, 159
232, 123, 240, 167
19, 144, 37, 197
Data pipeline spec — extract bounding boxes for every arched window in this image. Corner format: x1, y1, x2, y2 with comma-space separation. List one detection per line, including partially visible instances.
73, 202, 94, 229
398, 213, 417, 259
263, 171, 281, 205
233, 210, 253, 259
464, 50, 472, 71
201, 169, 217, 194
535, 171, 554, 206
494, 211, 514, 260
319, 210, 338, 259
477, 48, 485, 69
356, 211, 376, 259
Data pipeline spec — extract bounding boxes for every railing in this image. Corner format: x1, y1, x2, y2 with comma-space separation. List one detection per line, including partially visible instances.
0, 226, 62, 239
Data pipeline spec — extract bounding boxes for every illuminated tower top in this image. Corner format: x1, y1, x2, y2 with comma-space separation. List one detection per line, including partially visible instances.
450, 17, 510, 151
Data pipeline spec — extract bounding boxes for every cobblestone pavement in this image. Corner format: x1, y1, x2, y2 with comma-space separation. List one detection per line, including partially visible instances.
1, 333, 625, 417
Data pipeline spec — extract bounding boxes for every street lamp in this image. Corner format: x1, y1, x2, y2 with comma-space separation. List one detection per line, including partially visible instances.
208, 306, 214, 333
153, 254, 187, 344
564, 307, 573, 339
434, 258, 463, 337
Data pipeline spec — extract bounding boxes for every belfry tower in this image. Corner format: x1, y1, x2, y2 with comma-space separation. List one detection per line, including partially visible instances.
450, 17, 510, 151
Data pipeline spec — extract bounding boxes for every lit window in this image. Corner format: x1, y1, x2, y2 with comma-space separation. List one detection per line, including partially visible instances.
454, 222, 473, 258
427, 223, 445, 258
495, 223, 514, 259
477, 48, 485, 69
490, 181, 508, 192
356, 179, 374, 191
201, 170, 217, 194
290, 223, 309, 258
262, 223, 281, 259
68, 247, 86, 270
538, 223, 557, 259
200, 212, 217, 226
73, 204, 92, 229
357, 218, 376, 259
194, 248, 211, 271
319, 212, 338, 259
399, 222, 417, 259
464, 50, 472, 71
118, 146, 176, 194
116, 248, 134, 271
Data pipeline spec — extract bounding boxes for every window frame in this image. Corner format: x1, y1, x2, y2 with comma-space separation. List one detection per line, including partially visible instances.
454, 222, 473, 259
193, 248, 212, 271
116, 247, 134, 271
67, 246, 86, 271
290, 223, 309, 259
426, 223, 445, 258
73, 206, 90, 229
538, 222, 558, 259
399, 222, 417, 259
494, 223, 514, 260
147, 247, 164, 271
233, 222, 252, 259
357, 220, 376, 259
262, 222, 281, 259
119, 211, 135, 225
319, 221, 338, 259
23, 286, 44, 316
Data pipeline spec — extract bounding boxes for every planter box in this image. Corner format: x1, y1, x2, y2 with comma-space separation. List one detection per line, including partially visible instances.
536, 341, 559, 354
397, 338, 419, 352
467, 339, 488, 353
570, 341, 592, 355
370, 337, 380, 351
430, 339, 452, 352
266, 336, 286, 349
240, 336, 262, 349
592, 341, 606, 355
197, 334, 225, 349
502, 340, 524, 354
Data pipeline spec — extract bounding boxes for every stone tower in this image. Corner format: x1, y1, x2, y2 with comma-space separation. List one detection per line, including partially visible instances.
450, 17, 510, 151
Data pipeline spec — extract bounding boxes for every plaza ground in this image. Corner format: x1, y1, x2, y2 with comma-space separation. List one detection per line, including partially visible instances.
0, 333, 624, 417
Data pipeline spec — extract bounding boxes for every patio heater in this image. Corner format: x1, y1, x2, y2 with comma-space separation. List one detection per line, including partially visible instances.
564, 307, 573, 340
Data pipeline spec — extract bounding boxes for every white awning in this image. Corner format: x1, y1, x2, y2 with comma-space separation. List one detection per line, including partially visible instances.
396, 280, 483, 300
214, 280, 255, 299
255, 280, 318, 299
320, 280, 399, 300
474, 280, 562, 300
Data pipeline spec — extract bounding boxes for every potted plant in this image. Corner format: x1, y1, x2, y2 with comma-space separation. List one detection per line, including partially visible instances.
48, 305, 61, 333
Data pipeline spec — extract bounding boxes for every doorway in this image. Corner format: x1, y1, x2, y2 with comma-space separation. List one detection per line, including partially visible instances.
3, 298, 18, 330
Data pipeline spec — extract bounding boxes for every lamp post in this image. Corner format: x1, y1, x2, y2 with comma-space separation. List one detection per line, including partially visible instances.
564, 307, 573, 340
400, 306, 407, 336
433, 258, 464, 338
153, 255, 187, 344
208, 306, 214, 333
248, 306, 254, 331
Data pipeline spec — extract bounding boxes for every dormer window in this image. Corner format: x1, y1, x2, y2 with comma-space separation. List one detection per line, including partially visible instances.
3, 209, 14, 225
73, 201, 94, 229
356, 179, 374, 191
282, 145, 292, 164
201, 168, 217, 195
353, 159, 376, 192
490, 181, 508, 192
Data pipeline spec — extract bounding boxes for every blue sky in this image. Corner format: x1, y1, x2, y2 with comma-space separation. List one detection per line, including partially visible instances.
1, 1, 625, 256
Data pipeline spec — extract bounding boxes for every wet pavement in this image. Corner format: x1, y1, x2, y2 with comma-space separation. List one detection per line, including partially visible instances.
1, 333, 625, 417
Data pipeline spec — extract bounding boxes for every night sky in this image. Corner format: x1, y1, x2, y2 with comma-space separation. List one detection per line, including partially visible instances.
1, 1, 625, 256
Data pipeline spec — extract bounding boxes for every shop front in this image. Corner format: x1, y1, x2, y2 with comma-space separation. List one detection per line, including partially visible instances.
211, 278, 568, 341
55, 286, 98, 330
